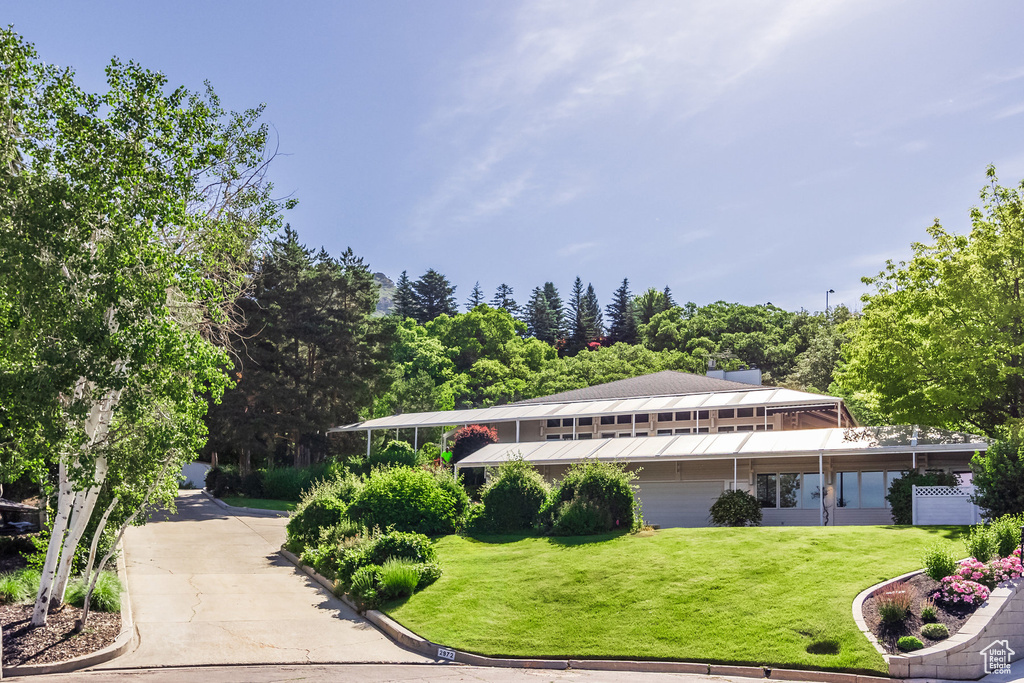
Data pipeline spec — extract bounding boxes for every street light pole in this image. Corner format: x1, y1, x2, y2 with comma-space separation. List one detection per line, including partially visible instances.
826, 288, 835, 314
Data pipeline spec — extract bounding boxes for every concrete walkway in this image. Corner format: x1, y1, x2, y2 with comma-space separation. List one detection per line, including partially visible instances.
100, 490, 429, 667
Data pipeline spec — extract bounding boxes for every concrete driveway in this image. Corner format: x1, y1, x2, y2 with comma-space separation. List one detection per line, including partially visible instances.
100, 490, 429, 668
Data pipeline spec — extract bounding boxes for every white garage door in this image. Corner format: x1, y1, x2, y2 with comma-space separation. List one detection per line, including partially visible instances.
637, 481, 726, 528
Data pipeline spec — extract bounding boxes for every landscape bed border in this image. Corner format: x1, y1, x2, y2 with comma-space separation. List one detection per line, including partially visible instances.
853, 569, 1023, 679
279, 546, 890, 683
4, 546, 137, 677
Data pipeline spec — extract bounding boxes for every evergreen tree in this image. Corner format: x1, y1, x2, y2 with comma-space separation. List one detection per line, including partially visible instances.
567, 277, 588, 352
526, 287, 557, 343
583, 283, 603, 339
663, 286, 676, 309
634, 287, 672, 326
491, 283, 520, 318
393, 270, 417, 319
542, 282, 566, 341
466, 281, 485, 310
412, 268, 458, 323
606, 278, 637, 344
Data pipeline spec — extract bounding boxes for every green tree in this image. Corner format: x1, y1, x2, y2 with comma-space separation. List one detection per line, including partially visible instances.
970, 424, 1024, 517
393, 270, 417, 319
836, 167, 1024, 435
465, 281, 485, 310
491, 283, 520, 318
542, 282, 566, 342
606, 278, 638, 344
525, 286, 557, 343
412, 269, 458, 323
634, 287, 672, 327
0, 30, 290, 625
525, 343, 699, 398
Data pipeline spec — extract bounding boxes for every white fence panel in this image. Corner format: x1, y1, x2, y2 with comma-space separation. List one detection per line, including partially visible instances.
912, 485, 982, 525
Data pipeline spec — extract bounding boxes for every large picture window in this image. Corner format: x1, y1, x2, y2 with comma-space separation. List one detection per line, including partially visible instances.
837, 471, 887, 508
756, 473, 777, 508
760, 472, 822, 509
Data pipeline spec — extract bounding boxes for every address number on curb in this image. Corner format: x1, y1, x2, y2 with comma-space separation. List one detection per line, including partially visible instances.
437, 647, 456, 660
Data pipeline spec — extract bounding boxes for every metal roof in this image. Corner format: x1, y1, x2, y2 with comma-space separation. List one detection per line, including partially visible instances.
513, 370, 760, 404
328, 386, 850, 433
453, 427, 988, 468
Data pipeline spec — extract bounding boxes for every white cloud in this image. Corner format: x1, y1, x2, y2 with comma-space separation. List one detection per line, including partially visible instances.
406, 0, 856, 240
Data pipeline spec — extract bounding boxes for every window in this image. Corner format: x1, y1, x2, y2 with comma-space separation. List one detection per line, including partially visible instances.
561, 434, 574, 440
578, 417, 593, 426
546, 434, 561, 441
838, 471, 887, 508
618, 432, 633, 438
757, 473, 777, 508
658, 412, 674, 422
802, 473, 822, 509
860, 471, 885, 508
755, 424, 774, 431
635, 432, 648, 437
634, 413, 650, 424
675, 411, 691, 421
562, 418, 574, 427
756, 407, 765, 417
779, 473, 800, 508
718, 409, 735, 419
697, 410, 709, 420
546, 419, 561, 428
697, 427, 709, 433
578, 433, 593, 440
674, 428, 691, 434
954, 470, 972, 485
736, 407, 754, 418
718, 426, 735, 433
616, 414, 632, 424
657, 429, 673, 435
600, 415, 615, 425
836, 472, 858, 508
736, 425, 754, 431
601, 432, 615, 439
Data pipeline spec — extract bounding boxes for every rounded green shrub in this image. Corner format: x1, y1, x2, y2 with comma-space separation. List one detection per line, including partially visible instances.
347, 466, 463, 535
921, 623, 949, 640
708, 489, 762, 527
369, 440, 420, 469
964, 525, 998, 562
541, 460, 638, 535
363, 531, 437, 565
239, 471, 265, 498
886, 470, 960, 524
989, 512, 1024, 558
478, 458, 550, 532
286, 497, 348, 551
922, 541, 958, 581
349, 564, 381, 610
897, 636, 924, 652
416, 561, 442, 590
920, 599, 939, 623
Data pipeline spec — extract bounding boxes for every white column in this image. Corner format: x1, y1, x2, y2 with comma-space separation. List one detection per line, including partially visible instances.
696, 412, 700, 432
573, 418, 577, 440
819, 450, 824, 526
764, 410, 768, 430
837, 403, 841, 427
733, 458, 738, 490
631, 414, 636, 437
414, 427, 418, 451
515, 420, 520, 443
367, 429, 372, 458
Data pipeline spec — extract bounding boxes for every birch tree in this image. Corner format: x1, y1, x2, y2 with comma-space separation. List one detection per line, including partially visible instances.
0, 29, 291, 625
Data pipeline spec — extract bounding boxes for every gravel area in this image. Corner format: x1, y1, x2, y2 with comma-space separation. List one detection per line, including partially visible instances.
862, 573, 975, 653
1, 603, 120, 666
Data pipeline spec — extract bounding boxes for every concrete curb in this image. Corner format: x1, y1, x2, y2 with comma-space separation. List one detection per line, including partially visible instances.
4, 544, 137, 677
851, 567, 925, 670
279, 547, 890, 682
200, 488, 290, 518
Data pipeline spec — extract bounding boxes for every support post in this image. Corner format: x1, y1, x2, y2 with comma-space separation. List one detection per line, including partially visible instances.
733, 458, 737, 491
631, 414, 636, 438
367, 429, 372, 458
819, 450, 824, 526
837, 403, 841, 427
414, 427, 418, 451
515, 420, 520, 443
573, 418, 577, 440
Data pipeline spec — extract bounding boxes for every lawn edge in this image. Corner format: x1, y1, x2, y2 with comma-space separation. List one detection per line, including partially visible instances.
4, 543, 137, 676
279, 546, 892, 683
200, 489, 290, 517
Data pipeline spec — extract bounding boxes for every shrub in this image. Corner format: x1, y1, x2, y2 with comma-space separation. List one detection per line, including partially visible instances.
970, 425, 1024, 518
886, 470, 960, 524
348, 565, 381, 610
922, 541, 958, 581
286, 497, 348, 551
955, 557, 996, 589
429, 466, 470, 521
336, 530, 435, 586
451, 424, 498, 465
0, 568, 39, 603
347, 466, 463, 535
989, 512, 1024, 558
369, 441, 420, 469
204, 466, 222, 492
416, 561, 442, 590
921, 623, 949, 640
66, 571, 121, 612
989, 554, 1024, 584
477, 458, 549, 532
897, 636, 924, 652
876, 581, 916, 624
919, 598, 938, 623
207, 465, 241, 497
378, 558, 420, 599
239, 471, 265, 498
542, 460, 639, 535
932, 576, 989, 606
263, 462, 335, 501
708, 489, 762, 527
964, 527, 998, 563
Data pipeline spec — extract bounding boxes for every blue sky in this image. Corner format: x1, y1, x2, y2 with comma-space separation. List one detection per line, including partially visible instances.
8, 1, 1024, 312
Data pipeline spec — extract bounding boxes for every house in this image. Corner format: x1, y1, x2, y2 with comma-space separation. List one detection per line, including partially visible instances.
328, 370, 987, 528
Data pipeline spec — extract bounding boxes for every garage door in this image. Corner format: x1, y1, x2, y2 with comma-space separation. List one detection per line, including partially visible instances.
637, 481, 726, 528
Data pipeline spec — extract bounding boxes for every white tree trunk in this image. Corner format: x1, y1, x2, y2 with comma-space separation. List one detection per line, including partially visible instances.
50, 456, 108, 607
32, 461, 73, 626
79, 495, 118, 605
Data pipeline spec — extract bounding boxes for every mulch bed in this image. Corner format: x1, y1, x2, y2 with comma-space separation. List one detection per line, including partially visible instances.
0, 603, 120, 667
862, 573, 976, 654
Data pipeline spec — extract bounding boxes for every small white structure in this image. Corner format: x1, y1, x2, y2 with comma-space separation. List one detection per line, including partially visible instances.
180, 461, 211, 489
912, 485, 982, 525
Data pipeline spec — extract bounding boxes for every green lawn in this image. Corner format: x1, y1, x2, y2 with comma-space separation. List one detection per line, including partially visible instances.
385, 525, 966, 674
219, 496, 295, 512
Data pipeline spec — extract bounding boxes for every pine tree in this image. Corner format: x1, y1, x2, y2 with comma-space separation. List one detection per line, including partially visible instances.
542, 282, 565, 341
491, 283, 520, 318
663, 286, 676, 310
606, 278, 636, 344
393, 270, 417, 320
526, 287, 557, 343
412, 268, 458, 323
567, 277, 587, 352
583, 283, 603, 339
466, 281, 485, 310
634, 287, 672, 326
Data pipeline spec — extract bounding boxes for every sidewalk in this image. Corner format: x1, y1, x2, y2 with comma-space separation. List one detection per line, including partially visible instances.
97, 490, 429, 667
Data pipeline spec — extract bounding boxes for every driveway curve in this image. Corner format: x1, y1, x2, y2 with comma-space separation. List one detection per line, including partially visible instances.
103, 490, 429, 668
